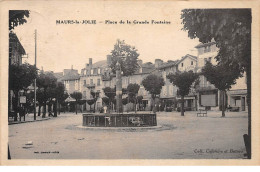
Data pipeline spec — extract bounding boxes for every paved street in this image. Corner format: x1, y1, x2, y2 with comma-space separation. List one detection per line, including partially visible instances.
9, 111, 248, 159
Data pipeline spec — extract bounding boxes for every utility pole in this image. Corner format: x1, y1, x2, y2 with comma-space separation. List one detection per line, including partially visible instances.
34, 29, 37, 120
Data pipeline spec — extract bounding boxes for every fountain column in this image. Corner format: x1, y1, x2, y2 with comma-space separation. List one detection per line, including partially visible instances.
115, 61, 123, 113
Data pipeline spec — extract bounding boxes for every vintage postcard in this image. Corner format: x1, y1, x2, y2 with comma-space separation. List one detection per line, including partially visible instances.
0, 0, 260, 166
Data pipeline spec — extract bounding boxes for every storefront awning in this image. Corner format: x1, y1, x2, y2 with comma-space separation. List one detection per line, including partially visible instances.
227, 89, 247, 95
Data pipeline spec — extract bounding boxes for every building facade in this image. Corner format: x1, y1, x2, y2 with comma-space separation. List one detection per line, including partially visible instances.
9, 32, 26, 113
79, 58, 109, 111
157, 54, 198, 111
60, 67, 80, 94
195, 42, 248, 111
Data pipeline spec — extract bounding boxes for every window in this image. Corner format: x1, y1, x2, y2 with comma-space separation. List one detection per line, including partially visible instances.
84, 80, 86, 85
191, 61, 193, 65
204, 46, 211, 53
97, 79, 101, 86
90, 79, 93, 85
83, 91, 86, 98
181, 63, 183, 67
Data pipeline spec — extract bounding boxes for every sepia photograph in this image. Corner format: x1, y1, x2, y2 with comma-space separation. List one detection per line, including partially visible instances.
1, 0, 260, 166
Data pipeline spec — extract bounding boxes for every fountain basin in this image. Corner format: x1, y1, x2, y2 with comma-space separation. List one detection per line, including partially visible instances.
82, 113, 157, 127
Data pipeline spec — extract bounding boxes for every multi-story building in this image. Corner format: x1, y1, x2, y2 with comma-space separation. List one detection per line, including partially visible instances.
60, 67, 80, 94
9, 32, 26, 113
9, 32, 25, 65
227, 73, 248, 111
80, 57, 109, 111
195, 42, 220, 111
157, 54, 198, 111
195, 42, 248, 111
79, 54, 199, 112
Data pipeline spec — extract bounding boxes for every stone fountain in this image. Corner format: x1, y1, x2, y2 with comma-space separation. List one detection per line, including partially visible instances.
82, 61, 157, 127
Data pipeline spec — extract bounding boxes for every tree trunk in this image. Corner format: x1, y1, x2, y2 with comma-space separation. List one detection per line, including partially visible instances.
42, 89, 47, 118
195, 95, 198, 111
181, 96, 184, 116
38, 104, 41, 116
134, 97, 137, 113
43, 101, 46, 118
151, 95, 154, 112
152, 96, 156, 113
221, 90, 226, 117
58, 101, 60, 115
54, 99, 57, 117
75, 102, 78, 114
48, 103, 51, 116
13, 90, 19, 121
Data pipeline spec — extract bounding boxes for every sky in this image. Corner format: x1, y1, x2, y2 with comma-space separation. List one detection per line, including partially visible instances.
13, 1, 200, 73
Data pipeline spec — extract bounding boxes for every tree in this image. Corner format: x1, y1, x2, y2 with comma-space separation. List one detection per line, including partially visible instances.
137, 96, 143, 111
9, 63, 37, 121
70, 91, 82, 114
9, 10, 30, 30
110, 39, 139, 76
167, 71, 199, 116
36, 72, 57, 117
36, 88, 45, 116
127, 83, 140, 113
142, 74, 165, 112
181, 9, 251, 157
103, 87, 116, 112
202, 62, 242, 117
122, 98, 128, 106
55, 82, 68, 115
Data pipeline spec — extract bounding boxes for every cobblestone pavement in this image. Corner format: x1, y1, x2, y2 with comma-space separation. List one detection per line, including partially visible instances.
8, 111, 248, 159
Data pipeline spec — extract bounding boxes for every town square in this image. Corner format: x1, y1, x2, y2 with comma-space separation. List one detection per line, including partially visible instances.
6, 3, 252, 161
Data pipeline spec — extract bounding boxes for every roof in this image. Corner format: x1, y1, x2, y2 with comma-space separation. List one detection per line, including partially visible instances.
9, 32, 26, 55
92, 60, 107, 68
142, 66, 156, 74
175, 54, 197, 65
157, 60, 179, 70
53, 72, 63, 79
132, 62, 155, 74
195, 42, 216, 48
60, 69, 80, 81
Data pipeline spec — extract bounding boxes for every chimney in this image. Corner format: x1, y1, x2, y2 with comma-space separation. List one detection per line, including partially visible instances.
107, 55, 112, 66
89, 58, 92, 66
137, 59, 143, 67
137, 60, 143, 73
155, 59, 163, 68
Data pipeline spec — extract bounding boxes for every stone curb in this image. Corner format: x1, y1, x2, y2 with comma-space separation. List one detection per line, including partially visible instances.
76, 125, 162, 130
8, 117, 52, 125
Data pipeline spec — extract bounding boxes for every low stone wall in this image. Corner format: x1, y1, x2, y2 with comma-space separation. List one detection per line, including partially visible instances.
82, 113, 157, 127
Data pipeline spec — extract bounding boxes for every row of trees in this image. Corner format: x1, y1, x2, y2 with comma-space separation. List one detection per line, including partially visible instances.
36, 72, 68, 117
9, 63, 69, 120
